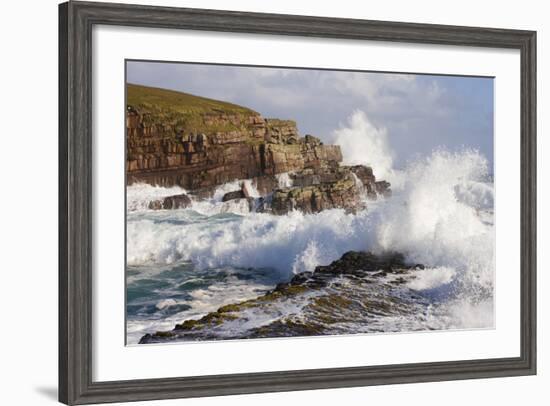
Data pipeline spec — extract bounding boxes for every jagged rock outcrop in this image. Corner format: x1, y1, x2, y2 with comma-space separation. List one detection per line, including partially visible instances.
222, 190, 247, 202
271, 176, 361, 215
221, 183, 251, 202
148, 193, 191, 210
375, 180, 392, 197
264, 165, 390, 215
127, 84, 391, 213
139, 251, 425, 343
282, 251, 423, 287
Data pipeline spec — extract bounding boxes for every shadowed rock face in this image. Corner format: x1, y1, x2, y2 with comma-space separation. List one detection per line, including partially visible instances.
138, 251, 426, 344
126, 84, 390, 213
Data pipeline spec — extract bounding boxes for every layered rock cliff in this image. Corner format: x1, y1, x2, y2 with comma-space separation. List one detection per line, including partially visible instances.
126, 84, 390, 212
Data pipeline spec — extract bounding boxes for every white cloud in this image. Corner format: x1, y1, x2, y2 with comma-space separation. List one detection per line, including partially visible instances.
127, 61, 493, 169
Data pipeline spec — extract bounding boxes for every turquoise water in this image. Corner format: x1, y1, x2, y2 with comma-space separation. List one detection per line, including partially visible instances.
126, 259, 279, 344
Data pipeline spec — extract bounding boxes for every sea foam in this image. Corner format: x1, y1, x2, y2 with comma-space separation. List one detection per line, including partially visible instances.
127, 149, 494, 299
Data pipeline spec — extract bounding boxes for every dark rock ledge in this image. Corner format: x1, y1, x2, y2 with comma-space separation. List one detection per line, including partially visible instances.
139, 251, 424, 344
148, 193, 191, 210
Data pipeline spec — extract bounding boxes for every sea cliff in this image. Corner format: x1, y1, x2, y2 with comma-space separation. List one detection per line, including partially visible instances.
126, 84, 390, 213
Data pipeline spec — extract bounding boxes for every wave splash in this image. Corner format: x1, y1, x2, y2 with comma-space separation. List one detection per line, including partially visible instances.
126, 106, 495, 342
332, 110, 394, 180
127, 149, 493, 297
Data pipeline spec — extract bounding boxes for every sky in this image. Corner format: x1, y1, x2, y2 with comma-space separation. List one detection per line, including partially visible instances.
127, 61, 494, 173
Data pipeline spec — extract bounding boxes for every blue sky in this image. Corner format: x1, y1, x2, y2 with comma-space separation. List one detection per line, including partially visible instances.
127, 61, 494, 171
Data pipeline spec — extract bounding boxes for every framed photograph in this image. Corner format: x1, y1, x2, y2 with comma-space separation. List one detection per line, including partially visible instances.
59, 1, 536, 404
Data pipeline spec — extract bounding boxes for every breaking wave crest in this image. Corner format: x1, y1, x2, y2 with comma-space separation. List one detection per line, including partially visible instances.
332, 110, 394, 180
127, 149, 494, 296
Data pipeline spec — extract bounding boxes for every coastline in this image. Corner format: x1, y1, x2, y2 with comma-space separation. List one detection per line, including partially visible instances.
125, 84, 495, 345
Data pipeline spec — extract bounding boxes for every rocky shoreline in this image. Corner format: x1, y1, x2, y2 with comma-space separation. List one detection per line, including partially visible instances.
126, 85, 424, 344
127, 84, 390, 215
139, 251, 426, 343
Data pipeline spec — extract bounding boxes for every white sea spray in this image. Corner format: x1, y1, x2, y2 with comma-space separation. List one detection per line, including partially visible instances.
127, 149, 494, 290
275, 172, 294, 188
126, 145, 495, 343
126, 183, 187, 212
331, 110, 394, 180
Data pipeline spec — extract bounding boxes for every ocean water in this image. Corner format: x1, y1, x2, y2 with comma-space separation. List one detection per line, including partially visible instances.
126, 149, 494, 344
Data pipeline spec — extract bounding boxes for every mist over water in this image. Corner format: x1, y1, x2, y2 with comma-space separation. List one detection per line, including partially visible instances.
126, 111, 494, 344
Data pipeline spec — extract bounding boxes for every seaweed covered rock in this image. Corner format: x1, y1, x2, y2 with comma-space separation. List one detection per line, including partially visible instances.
275, 251, 423, 291
315, 251, 413, 275
139, 251, 425, 344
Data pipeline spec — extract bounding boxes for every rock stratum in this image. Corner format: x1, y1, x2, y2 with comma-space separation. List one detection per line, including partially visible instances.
127, 84, 390, 213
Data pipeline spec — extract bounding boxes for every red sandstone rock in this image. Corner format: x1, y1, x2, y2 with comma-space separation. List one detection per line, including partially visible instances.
127, 84, 391, 213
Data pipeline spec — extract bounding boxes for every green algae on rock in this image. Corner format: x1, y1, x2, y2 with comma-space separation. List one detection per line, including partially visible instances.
138, 251, 427, 344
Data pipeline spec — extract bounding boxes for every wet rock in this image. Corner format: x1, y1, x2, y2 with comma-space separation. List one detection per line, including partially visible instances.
221, 197, 256, 213
148, 193, 191, 210
375, 180, 392, 197
288, 165, 389, 203
139, 251, 425, 344
247, 319, 324, 338
349, 165, 376, 184
276, 251, 418, 289
316, 251, 407, 274
222, 190, 246, 202
271, 176, 362, 215
221, 183, 252, 202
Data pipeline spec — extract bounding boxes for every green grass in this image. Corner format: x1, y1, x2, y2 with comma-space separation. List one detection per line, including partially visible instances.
127, 83, 257, 116
266, 118, 297, 129
126, 83, 260, 136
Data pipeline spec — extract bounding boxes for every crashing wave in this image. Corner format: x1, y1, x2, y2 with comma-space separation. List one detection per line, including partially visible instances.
127, 148, 494, 344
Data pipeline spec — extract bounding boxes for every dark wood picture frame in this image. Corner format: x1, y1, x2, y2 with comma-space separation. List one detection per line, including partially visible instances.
59, 1, 537, 404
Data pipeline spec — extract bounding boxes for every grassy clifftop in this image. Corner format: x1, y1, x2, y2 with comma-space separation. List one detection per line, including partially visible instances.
127, 83, 258, 116
126, 83, 261, 135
